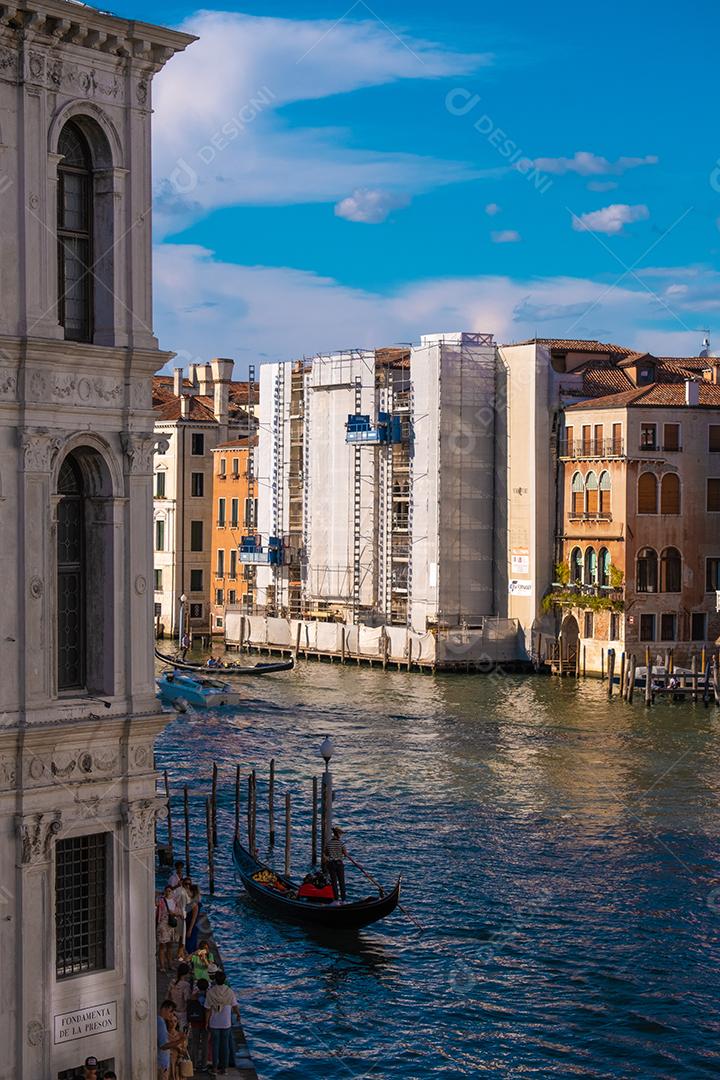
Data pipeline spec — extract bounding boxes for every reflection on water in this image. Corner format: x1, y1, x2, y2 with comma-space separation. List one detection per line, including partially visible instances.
156, 662, 720, 1078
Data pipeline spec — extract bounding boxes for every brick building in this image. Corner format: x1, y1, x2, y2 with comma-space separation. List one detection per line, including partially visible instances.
552, 353, 720, 670
210, 439, 257, 633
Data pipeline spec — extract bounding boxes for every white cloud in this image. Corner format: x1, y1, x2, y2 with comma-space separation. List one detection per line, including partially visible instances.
587, 180, 618, 192
571, 204, 649, 235
531, 151, 658, 176
491, 229, 521, 243
485, 202, 501, 216
335, 188, 410, 223
152, 10, 489, 236
154, 244, 708, 369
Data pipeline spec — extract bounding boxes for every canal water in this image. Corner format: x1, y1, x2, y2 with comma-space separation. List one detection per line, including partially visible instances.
155, 661, 720, 1078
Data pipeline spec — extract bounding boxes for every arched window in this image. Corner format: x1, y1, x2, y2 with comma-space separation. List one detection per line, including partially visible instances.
57, 457, 85, 689
599, 471, 611, 515
660, 547, 682, 592
584, 546, 597, 585
598, 547, 610, 587
570, 547, 582, 584
585, 471, 598, 514
56, 447, 115, 695
636, 547, 658, 592
56, 118, 115, 345
660, 473, 680, 515
638, 472, 657, 514
58, 123, 93, 342
571, 472, 584, 515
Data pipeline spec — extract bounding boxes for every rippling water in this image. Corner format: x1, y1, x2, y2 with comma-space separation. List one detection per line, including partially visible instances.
155, 661, 720, 1078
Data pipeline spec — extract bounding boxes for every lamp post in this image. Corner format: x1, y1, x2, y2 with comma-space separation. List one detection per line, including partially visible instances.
178, 593, 188, 644
319, 736, 334, 857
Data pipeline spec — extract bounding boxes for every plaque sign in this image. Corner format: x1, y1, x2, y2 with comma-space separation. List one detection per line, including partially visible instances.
54, 1001, 117, 1044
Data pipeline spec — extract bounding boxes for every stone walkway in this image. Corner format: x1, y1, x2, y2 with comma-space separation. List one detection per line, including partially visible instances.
157, 910, 258, 1079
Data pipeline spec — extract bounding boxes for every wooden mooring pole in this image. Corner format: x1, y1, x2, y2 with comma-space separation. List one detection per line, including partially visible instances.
251, 769, 257, 854
268, 758, 276, 848
627, 655, 636, 704
582, 644, 587, 679
284, 792, 291, 879
607, 649, 615, 698
205, 796, 215, 894
619, 652, 626, 699
234, 764, 241, 841
644, 646, 652, 706
211, 762, 218, 847
311, 776, 318, 867
164, 770, 174, 860
183, 785, 191, 875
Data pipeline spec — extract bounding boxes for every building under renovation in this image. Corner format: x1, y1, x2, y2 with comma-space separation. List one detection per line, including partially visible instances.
239, 333, 519, 666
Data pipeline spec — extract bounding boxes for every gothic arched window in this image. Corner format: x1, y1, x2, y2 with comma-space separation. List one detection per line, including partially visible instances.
570, 547, 582, 583
598, 547, 610, 587
584, 546, 597, 585
585, 471, 598, 515
660, 473, 681, 515
660, 547, 682, 593
571, 472, 584, 515
599, 471, 611, 515
637, 547, 658, 593
57, 456, 86, 689
638, 472, 658, 514
57, 122, 93, 343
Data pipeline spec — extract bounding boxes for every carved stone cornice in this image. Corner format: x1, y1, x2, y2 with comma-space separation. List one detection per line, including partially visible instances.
16, 810, 62, 865
121, 797, 166, 850
20, 427, 63, 472
121, 431, 166, 474
0, 3, 195, 74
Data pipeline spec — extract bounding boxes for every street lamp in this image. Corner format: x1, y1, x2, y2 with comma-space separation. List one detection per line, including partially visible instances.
178, 593, 188, 643
319, 736, 334, 773
319, 736, 335, 851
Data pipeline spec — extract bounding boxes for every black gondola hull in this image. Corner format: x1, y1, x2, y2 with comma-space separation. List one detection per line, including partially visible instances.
155, 648, 294, 676
233, 839, 400, 930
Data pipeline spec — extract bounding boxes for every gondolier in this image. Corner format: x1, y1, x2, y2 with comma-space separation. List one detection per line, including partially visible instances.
324, 826, 348, 902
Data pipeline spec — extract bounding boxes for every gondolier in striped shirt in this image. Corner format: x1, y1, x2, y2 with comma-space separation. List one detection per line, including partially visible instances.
324, 826, 348, 902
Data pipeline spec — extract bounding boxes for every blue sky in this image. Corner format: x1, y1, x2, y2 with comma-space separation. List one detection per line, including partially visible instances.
114, 0, 719, 370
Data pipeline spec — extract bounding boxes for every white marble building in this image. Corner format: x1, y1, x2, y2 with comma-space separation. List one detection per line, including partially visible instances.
0, 2, 192, 1077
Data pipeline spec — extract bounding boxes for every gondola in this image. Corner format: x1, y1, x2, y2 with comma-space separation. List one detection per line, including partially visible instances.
232, 838, 401, 931
155, 648, 294, 676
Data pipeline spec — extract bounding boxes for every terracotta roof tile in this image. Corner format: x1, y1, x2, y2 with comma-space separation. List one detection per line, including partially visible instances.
566, 381, 720, 410
508, 338, 632, 354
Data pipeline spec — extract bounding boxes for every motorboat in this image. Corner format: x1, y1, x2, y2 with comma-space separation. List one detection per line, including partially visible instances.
156, 671, 242, 708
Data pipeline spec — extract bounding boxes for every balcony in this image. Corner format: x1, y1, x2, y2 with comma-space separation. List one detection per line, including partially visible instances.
568, 511, 612, 522
560, 438, 624, 459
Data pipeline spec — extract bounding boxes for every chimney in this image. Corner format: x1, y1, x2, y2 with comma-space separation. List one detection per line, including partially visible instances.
180, 394, 191, 418
196, 362, 213, 397
685, 379, 699, 406
210, 357, 233, 427
172, 367, 183, 396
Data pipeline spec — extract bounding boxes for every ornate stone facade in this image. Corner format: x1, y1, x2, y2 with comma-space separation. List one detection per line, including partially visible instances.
0, 3, 194, 1077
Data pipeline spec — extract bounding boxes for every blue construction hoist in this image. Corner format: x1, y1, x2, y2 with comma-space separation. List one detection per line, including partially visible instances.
345, 411, 402, 445
238, 535, 283, 565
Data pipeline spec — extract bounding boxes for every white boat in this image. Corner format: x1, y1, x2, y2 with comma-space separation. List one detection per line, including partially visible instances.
156, 671, 242, 708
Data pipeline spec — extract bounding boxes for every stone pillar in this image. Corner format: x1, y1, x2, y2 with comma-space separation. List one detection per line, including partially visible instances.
122, 797, 164, 1078
15, 811, 62, 1078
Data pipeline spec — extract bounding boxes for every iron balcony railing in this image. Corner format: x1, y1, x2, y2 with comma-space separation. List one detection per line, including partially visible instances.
560, 438, 624, 458
568, 510, 612, 521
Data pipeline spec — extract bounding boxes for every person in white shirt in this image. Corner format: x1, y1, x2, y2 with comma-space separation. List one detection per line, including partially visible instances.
205, 971, 241, 1076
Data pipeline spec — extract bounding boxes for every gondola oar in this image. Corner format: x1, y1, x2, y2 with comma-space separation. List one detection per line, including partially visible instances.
348, 854, 425, 932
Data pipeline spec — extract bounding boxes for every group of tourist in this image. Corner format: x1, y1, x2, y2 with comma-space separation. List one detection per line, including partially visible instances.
156, 861, 242, 1078
156, 860, 202, 972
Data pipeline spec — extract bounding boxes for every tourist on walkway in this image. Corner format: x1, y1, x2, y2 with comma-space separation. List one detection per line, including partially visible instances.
205, 970, 241, 1076
324, 825, 348, 901
173, 876, 192, 959
167, 1006, 188, 1079
185, 882, 202, 954
157, 886, 181, 973
187, 977, 210, 1072
157, 1001, 185, 1080
190, 939, 217, 982
169, 961, 192, 1029
168, 860, 185, 888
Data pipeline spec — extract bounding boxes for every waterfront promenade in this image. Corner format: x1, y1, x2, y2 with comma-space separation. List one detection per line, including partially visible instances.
156, 904, 258, 1078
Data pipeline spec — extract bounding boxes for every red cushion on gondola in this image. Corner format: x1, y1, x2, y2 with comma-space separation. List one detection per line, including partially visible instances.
297, 883, 334, 899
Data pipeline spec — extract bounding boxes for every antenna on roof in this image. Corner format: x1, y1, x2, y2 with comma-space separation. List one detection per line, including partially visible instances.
700, 332, 711, 358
